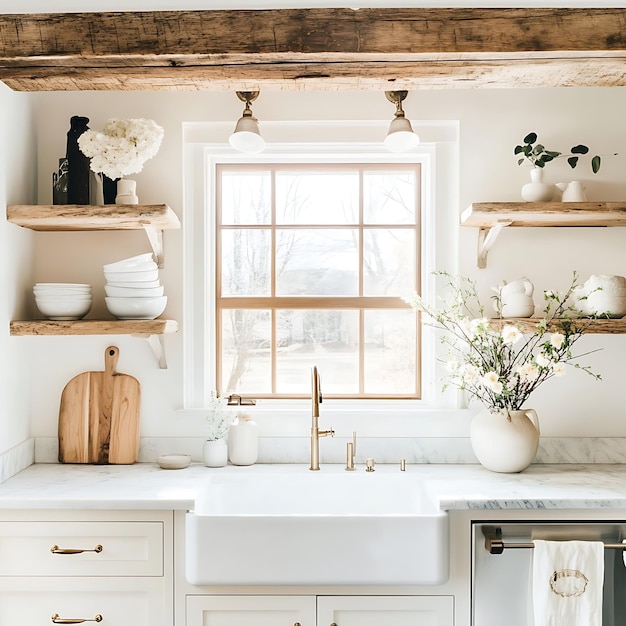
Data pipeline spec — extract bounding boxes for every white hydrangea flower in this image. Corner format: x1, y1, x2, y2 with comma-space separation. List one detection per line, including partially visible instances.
461, 364, 480, 385
77, 118, 165, 179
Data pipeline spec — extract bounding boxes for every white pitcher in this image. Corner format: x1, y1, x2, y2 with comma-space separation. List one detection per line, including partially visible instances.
556, 181, 587, 202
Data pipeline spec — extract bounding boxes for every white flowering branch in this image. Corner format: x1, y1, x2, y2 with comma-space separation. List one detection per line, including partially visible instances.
404, 272, 602, 412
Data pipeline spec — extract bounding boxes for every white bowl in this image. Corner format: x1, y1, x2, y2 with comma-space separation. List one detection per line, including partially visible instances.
35, 296, 92, 320
34, 287, 92, 297
34, 283, 91, 289
105, 296, 167, 320
103, 260, 157, 273
106, 279, 162, 289
157, 454, 191, 470
103, 253, 155, 271
104, 268, 160, 283
105, 284, 165, 298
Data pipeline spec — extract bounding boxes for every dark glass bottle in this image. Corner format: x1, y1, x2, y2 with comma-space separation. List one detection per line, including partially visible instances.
66, 115, 91, 204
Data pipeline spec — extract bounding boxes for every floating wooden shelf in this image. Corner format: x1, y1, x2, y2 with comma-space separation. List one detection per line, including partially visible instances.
6, 204, 181, 267
460, 202, 626, 268
10, 320, 179, 369
493, 317, 626, 334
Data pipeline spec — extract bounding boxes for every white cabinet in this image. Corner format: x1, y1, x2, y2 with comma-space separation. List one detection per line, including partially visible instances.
185, 595, 453, 626
0, 510, 173, 626
317, 596, 454, 626
186, 595, 316, 626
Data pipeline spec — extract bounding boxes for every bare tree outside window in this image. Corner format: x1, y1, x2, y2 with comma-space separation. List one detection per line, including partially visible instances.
215, 163, 421, 400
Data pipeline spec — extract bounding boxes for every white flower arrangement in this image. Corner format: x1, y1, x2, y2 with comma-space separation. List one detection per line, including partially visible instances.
77, 118, 164, 180
204, 391, 234, 441
404, 272, 601, 412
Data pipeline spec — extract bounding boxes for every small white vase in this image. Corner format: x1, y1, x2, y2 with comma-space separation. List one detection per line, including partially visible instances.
470, 408, 540, 473
115, 178, 139, 205
202, 439, 228, 468
521, 167, 555, 202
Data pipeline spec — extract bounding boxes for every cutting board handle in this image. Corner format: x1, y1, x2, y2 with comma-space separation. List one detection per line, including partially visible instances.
105, 346, 119, 375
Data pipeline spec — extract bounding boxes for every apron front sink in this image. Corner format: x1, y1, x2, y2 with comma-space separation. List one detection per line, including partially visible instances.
186, 469, 448, 585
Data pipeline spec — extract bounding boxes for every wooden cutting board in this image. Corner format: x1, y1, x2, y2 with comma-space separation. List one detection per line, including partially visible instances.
58, 346, 141, 464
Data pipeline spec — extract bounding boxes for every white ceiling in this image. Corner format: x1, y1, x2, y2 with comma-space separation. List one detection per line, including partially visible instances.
0, 0, 624, 12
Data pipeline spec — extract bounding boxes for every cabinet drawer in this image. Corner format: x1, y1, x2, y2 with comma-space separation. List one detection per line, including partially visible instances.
0, 521, 163, 576
0, 582, 168, 626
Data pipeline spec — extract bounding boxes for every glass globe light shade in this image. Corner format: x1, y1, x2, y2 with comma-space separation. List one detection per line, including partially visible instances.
384, 116, 420, 153
229, 115, 266, 154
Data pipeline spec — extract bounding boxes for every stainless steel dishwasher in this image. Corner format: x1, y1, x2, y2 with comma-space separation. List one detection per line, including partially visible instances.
472, 521, 626, 626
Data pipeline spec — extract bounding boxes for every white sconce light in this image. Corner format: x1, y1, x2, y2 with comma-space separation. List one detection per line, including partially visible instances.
229, 90, 266, 154
384, 90, 420, 153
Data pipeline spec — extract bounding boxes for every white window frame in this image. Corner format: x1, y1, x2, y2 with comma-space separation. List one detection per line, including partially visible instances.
182, 120, 461, 433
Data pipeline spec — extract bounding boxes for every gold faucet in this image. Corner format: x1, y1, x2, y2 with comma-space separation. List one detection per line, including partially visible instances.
310, 365, 334, 470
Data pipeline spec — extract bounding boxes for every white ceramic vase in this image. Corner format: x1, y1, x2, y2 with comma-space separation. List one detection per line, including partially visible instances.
202, 439, 228, 468
470, 408, 540, 473
521, 167, 555, 202
115, 178, 139, 205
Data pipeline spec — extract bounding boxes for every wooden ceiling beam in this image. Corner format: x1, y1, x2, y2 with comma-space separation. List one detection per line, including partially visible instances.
1, 8, 626, 91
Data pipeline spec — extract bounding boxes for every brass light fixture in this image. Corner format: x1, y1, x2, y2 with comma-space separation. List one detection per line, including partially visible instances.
384, 90, 420, 152
229, 90, 266, 154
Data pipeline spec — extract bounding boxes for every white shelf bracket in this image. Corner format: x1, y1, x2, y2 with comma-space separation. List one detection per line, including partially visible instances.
132, 333, 168, 369
142, 225, 165, 268
477, 220, 512, 268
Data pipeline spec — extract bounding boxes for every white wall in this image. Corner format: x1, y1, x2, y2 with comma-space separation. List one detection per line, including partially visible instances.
0, 83, 36, 454
21, 87, 626, 447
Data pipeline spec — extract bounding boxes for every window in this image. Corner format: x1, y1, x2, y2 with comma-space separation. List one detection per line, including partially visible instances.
215, 162, 422, 400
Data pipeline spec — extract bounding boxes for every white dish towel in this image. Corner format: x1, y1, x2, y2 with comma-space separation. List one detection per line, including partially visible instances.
532, 539, 604, 626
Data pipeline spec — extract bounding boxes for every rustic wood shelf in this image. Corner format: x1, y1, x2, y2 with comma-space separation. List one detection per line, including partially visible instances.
460, 202, 626, 268
6, 204, 181, 267
10, 319, 179, 369
494, 317, 626, 334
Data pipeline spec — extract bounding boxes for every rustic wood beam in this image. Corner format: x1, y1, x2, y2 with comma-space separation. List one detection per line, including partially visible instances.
1, 8, 626, 91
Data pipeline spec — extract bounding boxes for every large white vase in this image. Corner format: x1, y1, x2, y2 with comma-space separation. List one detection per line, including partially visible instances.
470, 408, 540, 473
521, 167, 555, 202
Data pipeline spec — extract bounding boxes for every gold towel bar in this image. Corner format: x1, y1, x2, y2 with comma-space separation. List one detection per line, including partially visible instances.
483, 526, 626, 555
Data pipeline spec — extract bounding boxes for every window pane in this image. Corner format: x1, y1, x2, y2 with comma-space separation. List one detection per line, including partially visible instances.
364, 171, 416, 224
221, 229, 271, 296
221, 309, 271, 393
363, 228, 416, 296
276, 229, 359, 296
221, 171, 271, 225
276, 310, 359, 394
364, 310, 417, 394
276, 171, 358, 224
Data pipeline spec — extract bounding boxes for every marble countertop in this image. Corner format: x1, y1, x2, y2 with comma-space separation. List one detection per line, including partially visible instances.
1, 462, 626, 511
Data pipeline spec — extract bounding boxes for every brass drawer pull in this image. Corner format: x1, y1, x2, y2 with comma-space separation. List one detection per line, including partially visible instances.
50, 544, 103, 555
51, 614, 102, 624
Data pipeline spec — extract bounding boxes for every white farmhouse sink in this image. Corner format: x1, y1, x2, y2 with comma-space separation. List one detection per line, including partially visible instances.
186, 470, 449, 586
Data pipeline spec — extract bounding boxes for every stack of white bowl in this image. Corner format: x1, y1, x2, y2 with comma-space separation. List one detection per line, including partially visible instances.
104, 253, 167, 320
33, 283, 93, 320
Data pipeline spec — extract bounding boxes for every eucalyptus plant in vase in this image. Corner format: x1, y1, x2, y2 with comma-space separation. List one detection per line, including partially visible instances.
202, 391, 234, 467
514, 132, 606, 202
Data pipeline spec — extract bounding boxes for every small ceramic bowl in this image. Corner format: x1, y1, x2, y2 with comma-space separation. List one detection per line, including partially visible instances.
157, 454, 191, 470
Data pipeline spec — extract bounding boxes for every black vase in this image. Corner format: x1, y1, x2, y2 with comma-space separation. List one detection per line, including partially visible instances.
66, 115, 91, 205
102, 175, 118, 204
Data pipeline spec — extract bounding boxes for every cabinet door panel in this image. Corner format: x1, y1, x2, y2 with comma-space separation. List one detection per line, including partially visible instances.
187, 595, 316, 626
317, 596, 453, 626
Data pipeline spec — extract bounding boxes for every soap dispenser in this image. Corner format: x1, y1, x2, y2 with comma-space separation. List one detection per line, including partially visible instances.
227, 412, 258, 466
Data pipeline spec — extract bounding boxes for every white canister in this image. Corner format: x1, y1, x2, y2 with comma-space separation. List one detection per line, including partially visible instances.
228, 412, 258, 466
